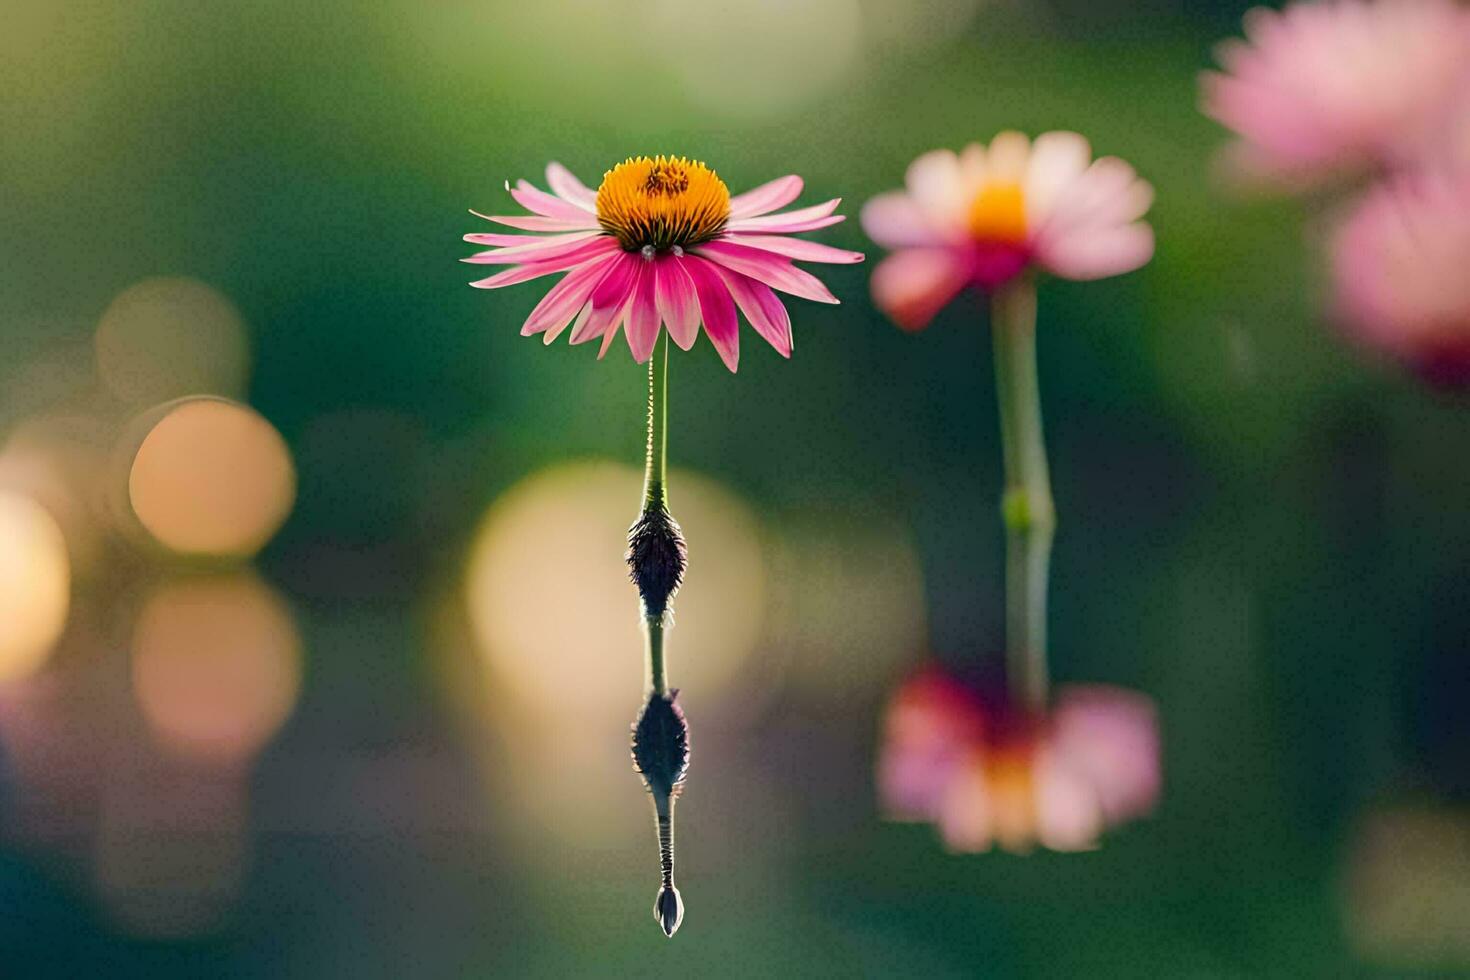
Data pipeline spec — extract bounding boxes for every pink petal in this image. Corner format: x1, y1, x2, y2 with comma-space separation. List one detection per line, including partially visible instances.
571, 252, 638, 342
1051, 685, 1160, 823
860, 191, 947, 248
1034, 223, 1154, 281
723, 233, 864, 264
469, 210, 600, 233
462, 234, 614, 266
512, 181, 599, 222
706, 264, 793, 358
598, 296, 635, 359
468, 261, 577, 289
554, 302, 594, 345
725, 199, 843, 233
545, 162, 598, 211
463, 231, 588, 247
1034, 749, 1104, 852
936, 760, 994, 853
624, 260, 662, 363
655, 257, 700, 351
905, 149, 969, 222
694, 240, 839, 304
681, 255, 740, 372
728, 175, 803, 219
520, 253, 620, 338
870, 247, 971, 331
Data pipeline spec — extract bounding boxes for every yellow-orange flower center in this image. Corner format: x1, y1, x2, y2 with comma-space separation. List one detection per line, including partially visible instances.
968, 182, 1028, 245
596, 155, 731, 252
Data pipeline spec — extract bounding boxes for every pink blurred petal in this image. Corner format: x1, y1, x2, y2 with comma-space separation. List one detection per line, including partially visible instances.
904, 149, 970, 226
860, 191, 946, 249
723, 233, 864, 264
682, 255, 740, 372
1051, 685, 1161, 824
877, 743, 953, 822
869, 247, 971, 331
936, 760, 993, 853
624, 260, 661, 363
1023, 131, 1092, 226
729, 175, 803, 219
1034, 223, 1154, 281
694, 240, 839, 304
706, 264, 793, 358
545, 162, 598, 211
1034, 748, 1104, 852
655, 257, 700, 351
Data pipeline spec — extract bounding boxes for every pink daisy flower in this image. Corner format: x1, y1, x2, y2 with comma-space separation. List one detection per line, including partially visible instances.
1330, 171, 1470, 387
877, 664, 1160, 854
860, 132, 1154, 331
1201, 0, 1470, 189
463, 155, 863, 372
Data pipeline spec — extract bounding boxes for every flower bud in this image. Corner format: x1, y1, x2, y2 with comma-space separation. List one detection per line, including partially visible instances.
631, 691, 689, 799
626, 506, 687, 618
653, 884, 684, 937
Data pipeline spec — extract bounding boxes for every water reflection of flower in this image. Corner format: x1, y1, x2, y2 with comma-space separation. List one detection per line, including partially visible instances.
877, 665, 1160, 854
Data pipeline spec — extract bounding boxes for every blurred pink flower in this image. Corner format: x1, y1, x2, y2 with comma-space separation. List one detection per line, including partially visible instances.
462, 155, 863, 372
1201, 0, 1470, 189
877, 664, 1160, 854
1331, 172, 1470, 386
860, 132, 1154, 330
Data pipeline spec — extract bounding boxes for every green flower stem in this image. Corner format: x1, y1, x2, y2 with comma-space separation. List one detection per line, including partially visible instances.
643, 331, 670, 696
644, 332, 670, 512
991, 276, 1054, 711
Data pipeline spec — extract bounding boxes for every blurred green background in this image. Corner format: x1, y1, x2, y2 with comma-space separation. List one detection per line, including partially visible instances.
2, 0, 1468, 976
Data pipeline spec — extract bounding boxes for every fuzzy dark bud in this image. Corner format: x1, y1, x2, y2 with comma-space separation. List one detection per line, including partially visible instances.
626, 506, 687, 617
631, 691, 690, 800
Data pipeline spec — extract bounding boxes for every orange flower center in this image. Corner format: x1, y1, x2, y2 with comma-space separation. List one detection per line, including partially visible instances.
596, 155, 731, 252
968, 182, 1028, 245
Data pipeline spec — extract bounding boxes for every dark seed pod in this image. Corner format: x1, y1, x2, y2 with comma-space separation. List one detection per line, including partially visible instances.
631, 691, 689, 800
626, 506, 687, 617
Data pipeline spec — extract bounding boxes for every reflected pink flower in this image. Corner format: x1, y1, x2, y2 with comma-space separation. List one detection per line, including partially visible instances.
1330, 172, 1470, 386
1201, 0, 1470, 188
860, 132, 1154, 330
876, 664, 1160, 854
462, 155, 863, 372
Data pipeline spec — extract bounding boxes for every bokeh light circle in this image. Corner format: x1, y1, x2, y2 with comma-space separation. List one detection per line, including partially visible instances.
94, 277, 250, 406
131, 574, 302, 764
464, 462, 766, 719
0, 491, 71, 682
126, 398, 296, 558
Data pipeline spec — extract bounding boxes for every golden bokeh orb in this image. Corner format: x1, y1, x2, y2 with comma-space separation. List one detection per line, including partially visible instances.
0, 491, 71, 683
131, 574, 302, 764
127, 398, 295, 558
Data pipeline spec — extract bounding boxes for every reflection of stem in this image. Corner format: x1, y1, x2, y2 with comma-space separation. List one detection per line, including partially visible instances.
992, 276, 1053, 710
643, 332, 670, 696
656, 806, 675, 888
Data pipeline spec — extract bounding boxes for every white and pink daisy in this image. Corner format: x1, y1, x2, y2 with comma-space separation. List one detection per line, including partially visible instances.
877, 665, 1160, 854
1201, 0, 1470, 189
860, 132, 1154, 331
1330, 171, 1470, 387
463, 155, 863, 372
